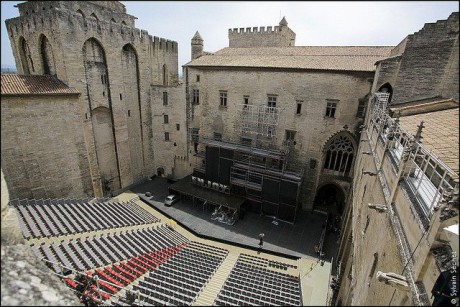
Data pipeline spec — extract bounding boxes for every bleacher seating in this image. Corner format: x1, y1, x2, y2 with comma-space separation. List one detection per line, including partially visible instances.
33, 226, 188, 273
10, 196, 304, 306
213, 254, 302, 306
10, 198, 160, 239
114, 241, 229, 306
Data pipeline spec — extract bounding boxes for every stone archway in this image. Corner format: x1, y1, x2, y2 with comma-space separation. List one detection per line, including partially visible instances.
313, 183, 345, 216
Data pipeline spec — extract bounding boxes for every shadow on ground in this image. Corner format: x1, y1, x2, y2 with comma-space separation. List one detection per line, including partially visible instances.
130, 177, 340, 260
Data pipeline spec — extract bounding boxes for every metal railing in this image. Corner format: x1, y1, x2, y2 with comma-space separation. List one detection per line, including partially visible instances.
369, 92, 458, 220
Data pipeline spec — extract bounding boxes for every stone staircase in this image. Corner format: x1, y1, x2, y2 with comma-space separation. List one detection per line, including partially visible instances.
193, 252, 239, 306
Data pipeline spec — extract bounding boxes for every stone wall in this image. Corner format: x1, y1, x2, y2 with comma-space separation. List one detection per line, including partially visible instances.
374, 12, 459, 103
150, 84, 188, 179
185, 67, 373, 209
1, 95, 93, 200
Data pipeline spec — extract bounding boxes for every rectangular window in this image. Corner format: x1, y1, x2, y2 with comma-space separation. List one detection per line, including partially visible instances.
164, 132, 170, 141
356, 100, 366, 118
220, 91, 228, 107
128, 110, 131, 117
176, 124, 180, 131
120, 93, 123, 100
296, 101, 302, 114
285, 130, 296, 145
192, 89, 200, 105
196, 75, 200, 82
285, 130, 296, 141
243, 96, 250, 109
325, 99, 338, 118
164, 114, 169, 124
241, 137, 252, 146
191, 128, 199, 142
267, 95, 277, 108
214, 132, 222, 141
163, 92, 168, 105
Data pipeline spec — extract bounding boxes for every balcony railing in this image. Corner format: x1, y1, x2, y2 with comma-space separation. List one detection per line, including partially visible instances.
369, 93, 458, 220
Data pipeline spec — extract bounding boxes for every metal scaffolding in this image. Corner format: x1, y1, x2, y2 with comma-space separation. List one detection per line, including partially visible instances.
237, 104, 281, 146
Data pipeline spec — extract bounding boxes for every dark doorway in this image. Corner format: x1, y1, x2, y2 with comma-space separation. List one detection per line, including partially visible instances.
157, 167, 164, 177
314, 184, 345, 216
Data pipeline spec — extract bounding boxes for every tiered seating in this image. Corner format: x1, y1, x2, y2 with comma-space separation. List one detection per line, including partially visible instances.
114, 242, 229, 306
33, 226, 188, 272
238, 253, 298, 270
214, 255, 302, 306
10, 198, 161, 239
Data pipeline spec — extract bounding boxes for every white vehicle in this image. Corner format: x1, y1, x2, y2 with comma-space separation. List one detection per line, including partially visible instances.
164, 195, 179, 207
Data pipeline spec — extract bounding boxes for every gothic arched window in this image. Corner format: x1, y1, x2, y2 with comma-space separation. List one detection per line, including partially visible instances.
19, 37, 34, 74
40, 35, 56, 75
323, 134, 354, 176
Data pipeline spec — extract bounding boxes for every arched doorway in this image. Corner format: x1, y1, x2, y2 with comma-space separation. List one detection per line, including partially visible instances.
314, 183, 345, 216
378, 82, 393, 104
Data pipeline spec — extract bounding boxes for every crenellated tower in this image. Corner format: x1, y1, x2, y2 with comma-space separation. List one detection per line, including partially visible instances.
228, 17, 296, 48
5, 0, 180, 196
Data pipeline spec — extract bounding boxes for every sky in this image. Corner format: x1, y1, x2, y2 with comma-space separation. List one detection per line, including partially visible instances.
1, 1, 459, 72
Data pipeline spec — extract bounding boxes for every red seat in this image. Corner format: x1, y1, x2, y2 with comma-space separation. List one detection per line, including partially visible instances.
64, 278, 78, 289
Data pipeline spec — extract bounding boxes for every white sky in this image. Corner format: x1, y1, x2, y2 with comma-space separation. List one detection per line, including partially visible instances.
1, 1, 459, 71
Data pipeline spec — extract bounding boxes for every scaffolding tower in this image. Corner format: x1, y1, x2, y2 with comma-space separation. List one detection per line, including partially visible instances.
237, 104, 281, 147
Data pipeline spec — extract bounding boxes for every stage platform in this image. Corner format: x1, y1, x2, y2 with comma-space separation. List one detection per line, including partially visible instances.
130, 176, 340, 260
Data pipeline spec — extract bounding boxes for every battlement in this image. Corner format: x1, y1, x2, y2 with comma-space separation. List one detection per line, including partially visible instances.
6, 8, 178, 55
17, 1, 135, 27
228, 20, 296, 48
228, 25, 281, 34
412, 12, 458, 37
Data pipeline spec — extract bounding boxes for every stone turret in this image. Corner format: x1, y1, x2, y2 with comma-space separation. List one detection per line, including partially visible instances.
191, 31, 204, 60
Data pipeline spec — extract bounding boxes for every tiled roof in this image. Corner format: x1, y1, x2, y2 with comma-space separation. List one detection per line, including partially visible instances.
398, 106, 459, 174
185, 46, 393, 72
1, 74, 80, 96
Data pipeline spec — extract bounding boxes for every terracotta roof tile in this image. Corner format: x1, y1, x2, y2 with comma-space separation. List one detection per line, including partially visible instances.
185, 46, 393, 72
1, 74, 80, 96
399, 107, 459, 174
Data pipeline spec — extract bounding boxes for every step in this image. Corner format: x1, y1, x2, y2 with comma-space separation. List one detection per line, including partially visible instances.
193, 253, 239, 306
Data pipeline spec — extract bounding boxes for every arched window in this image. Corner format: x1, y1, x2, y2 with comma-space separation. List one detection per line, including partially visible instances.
121, 21, 127, 26
90, 13, 99, 22
76, 9, 86, 27
90, 13, 100, 30
323, 134, 354, 176
19, 37, 34, 74
40, 35, 56, 75
162, 64, 168, 86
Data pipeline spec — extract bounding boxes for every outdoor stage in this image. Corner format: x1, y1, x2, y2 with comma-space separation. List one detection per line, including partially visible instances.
130, 176, 340, 260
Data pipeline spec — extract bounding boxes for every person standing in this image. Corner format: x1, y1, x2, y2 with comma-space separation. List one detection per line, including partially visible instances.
259, 233, 265, 248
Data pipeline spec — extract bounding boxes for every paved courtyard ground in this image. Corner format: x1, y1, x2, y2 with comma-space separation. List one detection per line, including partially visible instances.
130, 177, 340, 261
